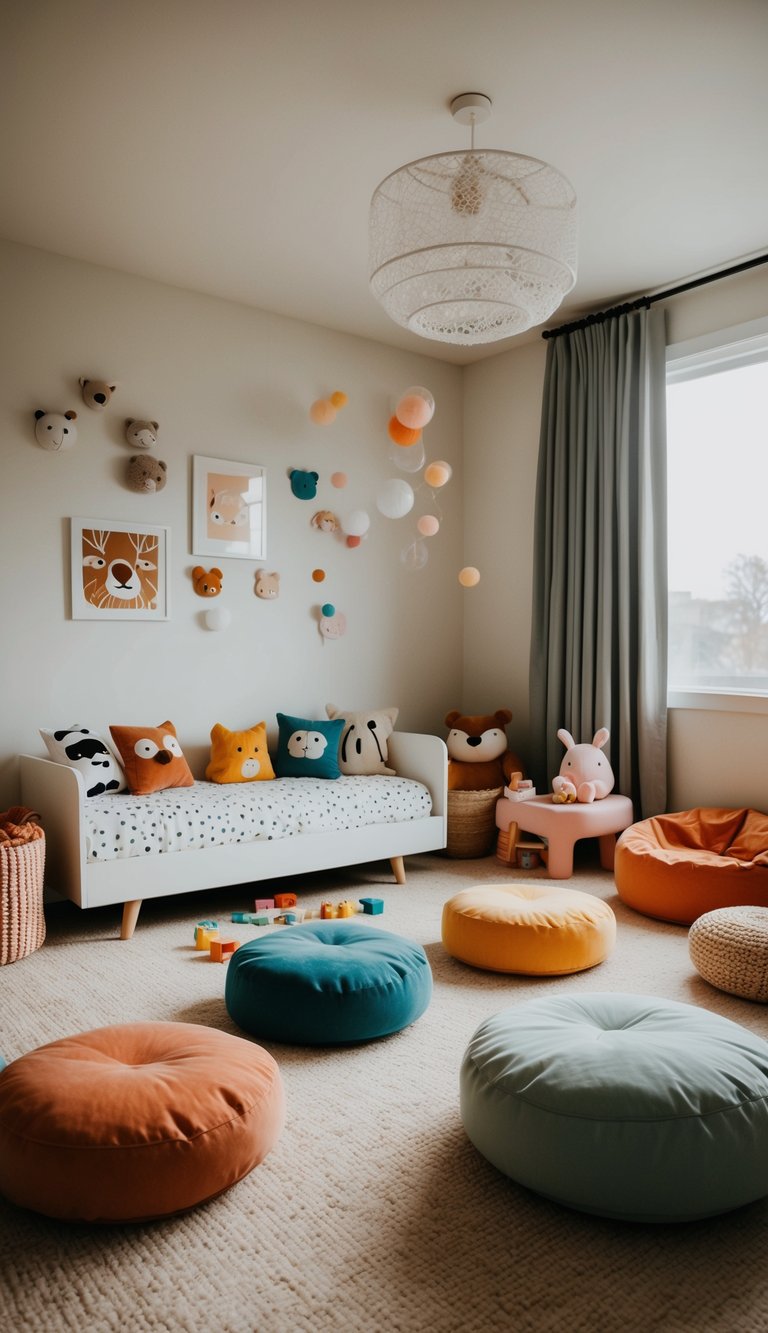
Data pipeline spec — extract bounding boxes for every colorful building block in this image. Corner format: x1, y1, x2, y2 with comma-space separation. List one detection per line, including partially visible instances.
210, 937, 240, 962
274, 892, 297, 909
320, 901, 335, 919
359, 897, 384, 915
195, 926, 219, 950
254, 898, 275, 911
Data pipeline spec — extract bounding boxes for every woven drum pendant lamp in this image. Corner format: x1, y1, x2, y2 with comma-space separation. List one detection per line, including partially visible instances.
369, 94, 578, 345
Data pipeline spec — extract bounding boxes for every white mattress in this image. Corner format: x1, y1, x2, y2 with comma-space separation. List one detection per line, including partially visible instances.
84, 775, 432, 863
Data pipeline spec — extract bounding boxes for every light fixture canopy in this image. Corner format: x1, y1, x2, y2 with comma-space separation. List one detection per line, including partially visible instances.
369, 94, 578, 345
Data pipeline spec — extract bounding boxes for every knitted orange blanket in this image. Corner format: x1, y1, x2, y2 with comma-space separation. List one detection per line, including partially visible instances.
0, 807, 43, 847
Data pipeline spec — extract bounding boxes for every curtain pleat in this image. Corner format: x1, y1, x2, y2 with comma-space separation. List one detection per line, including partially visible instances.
530, 306, 668, 818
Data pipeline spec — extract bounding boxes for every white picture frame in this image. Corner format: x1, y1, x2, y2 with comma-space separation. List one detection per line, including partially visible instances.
192, 455, 267, 560
70, 518, 170, 621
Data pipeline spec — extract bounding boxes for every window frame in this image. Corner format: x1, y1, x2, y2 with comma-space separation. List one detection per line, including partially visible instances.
666, 314, 768, 715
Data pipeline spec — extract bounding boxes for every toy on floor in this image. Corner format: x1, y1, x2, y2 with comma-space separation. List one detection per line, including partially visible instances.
552, 728, 614, 804
445, 709, 525, 791
194, 920, 219, 950
210, 938, 240, 962
359, 897, 384, 914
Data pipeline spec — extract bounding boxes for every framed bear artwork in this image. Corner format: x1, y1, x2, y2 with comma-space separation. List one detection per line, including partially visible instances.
70, 518, 170, 621
192, 455, 267, 561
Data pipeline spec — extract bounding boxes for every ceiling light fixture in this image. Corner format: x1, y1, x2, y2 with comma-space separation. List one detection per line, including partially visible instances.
368, 93, 578, 345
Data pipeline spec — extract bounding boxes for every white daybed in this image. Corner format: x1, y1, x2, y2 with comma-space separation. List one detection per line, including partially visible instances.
19, 732, 447, 940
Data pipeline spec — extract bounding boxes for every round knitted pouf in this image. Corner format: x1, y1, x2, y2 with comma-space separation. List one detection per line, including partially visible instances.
226, 920, 432, 1045
461, 993, 768, 1223
689, 906, 768, 1002
0, 1022, 285, 1223
442, 884, 615, 974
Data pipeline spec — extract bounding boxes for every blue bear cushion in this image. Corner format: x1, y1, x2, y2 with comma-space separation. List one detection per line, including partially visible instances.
225, 921, 432, 1045
274, 713, 344, 779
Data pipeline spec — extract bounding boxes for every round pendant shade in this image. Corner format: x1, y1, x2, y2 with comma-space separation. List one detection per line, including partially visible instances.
369, 149, 578, 345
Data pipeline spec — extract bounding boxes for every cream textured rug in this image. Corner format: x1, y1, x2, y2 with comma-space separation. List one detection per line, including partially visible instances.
2, 849, 768, 1333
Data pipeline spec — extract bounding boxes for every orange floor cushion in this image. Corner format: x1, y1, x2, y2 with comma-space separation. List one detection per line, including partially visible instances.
615, 807, 768, 925
0, 1021, 285, 1223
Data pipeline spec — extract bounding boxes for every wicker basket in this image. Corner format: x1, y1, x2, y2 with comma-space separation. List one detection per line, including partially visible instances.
446, 787, 503, 858
0, 834, 46, 965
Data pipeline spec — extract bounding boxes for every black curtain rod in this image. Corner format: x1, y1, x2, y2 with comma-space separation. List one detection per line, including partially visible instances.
541, 252, 768, 340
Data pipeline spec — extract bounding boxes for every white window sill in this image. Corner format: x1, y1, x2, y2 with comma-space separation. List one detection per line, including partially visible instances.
668, 689, 768, 716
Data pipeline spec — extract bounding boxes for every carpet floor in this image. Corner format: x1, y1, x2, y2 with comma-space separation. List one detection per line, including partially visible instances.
1, 848, 768, 1333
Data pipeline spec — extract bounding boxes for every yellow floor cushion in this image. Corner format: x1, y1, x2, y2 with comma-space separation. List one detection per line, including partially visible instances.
441, 884, 616, 975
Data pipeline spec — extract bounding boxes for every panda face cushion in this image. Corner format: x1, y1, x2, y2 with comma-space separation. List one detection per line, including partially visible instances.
40, 725, 127, 797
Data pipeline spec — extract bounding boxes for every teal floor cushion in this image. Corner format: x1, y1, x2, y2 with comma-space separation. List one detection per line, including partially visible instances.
225, 921, 432, 1045
461, 993, 768, 1223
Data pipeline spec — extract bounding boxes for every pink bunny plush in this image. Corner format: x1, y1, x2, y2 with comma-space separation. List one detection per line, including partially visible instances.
552, 728, 615, 803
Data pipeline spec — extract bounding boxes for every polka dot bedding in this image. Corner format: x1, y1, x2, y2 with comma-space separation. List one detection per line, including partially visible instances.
84, 776, 432, 863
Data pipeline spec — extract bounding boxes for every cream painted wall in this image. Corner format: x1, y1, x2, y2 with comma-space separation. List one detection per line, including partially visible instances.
0, 241, 463, 808
462, 266, 768, 813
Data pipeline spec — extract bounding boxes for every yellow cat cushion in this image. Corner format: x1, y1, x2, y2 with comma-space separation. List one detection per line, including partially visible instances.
206, 722, 275, 784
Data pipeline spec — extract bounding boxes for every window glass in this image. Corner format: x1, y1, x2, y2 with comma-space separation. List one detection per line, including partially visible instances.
666, 327, 768, 698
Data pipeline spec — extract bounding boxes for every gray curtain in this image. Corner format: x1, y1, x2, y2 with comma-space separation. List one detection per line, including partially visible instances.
529, 305, 668, 818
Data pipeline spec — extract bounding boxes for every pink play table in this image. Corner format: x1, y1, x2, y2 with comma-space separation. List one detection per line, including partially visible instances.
495, 793, 635, 879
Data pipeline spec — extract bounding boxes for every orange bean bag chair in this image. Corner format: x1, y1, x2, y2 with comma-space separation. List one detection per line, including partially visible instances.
0, 1022, 285, 1223
615, 807, 768, 925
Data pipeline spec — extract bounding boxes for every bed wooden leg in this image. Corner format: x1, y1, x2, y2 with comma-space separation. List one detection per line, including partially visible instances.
120, 899, 143, 940
390, 855, 406, 885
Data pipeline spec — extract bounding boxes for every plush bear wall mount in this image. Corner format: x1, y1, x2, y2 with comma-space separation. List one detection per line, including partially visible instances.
445, 708, 525, 791
289, 469, 319, 500
125, 418, 159, 450
34, 409, 77, 451
79, 378, 118, 411
552, 728, 615, 803
192, 566, 223, 597
127, 455, 167, 493
254, 570, 280, 599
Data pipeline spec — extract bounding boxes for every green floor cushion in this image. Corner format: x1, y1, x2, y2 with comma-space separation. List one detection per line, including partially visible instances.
226, 920, 432, 1045
461, 993, 768, 1223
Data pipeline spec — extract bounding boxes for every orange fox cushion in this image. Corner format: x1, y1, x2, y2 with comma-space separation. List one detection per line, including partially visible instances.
206, 722, 275, 784
0, 1022, 286, 1223
109, 721, 195, 794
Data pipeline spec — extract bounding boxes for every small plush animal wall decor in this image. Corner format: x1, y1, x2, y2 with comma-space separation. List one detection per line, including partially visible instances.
126, 455, 167, 493
192, 566, 223, 597
34, 409, 77, 451
311, 509, 339, 532
79, 378, 118, 411
125, 419, 159, 449
289, 468, 319, 500
255, 570, 280, 599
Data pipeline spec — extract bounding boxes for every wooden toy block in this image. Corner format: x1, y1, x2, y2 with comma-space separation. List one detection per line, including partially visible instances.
195, 927, 219, 950
254, 898, 275, 911
274, 892, 297, 909
495, 824, 518, 864
210, 937, 240, 962
359, 897, 384, 914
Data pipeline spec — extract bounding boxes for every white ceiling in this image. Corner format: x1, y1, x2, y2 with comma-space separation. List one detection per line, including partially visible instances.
2, 0, 767, 365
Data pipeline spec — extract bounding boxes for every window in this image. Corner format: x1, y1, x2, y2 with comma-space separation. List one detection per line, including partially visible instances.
666, 316, 768, 710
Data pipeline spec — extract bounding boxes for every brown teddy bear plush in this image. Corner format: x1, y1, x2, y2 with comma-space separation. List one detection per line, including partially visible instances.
445, 708, 525, 791
126, 455, 167, 493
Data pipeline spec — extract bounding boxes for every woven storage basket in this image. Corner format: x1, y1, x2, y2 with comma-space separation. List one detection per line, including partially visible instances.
446, 787, 503, 858
1, 834, 46, 965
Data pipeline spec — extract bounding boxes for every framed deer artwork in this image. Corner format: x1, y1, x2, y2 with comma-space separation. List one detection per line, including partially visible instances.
70, 519, 170, 620
191, 456, 267, 561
